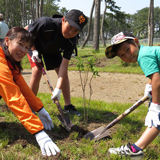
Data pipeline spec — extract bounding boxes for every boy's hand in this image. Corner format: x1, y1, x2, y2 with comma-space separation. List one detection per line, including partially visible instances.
38, 108, 54, 130
51, 88, 61, 101
31, 50, 41, 63
145, 102, 160, 127
35, 130, 60, 156
144, 84, 152, 99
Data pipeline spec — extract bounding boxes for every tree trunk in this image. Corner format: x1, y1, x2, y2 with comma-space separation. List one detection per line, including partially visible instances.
25, 1, 27, 25
19, 0, 23, 27
36, 0, 39, 19
93, 0, 100, 50
30, 0, 35, 22
5, 0, 9, 25
39, 0, 43, 17
12, 0, 16, 26
80, 0, 95, 48
148, 0, 154, 46
10, 0, 13, 27
19, 0, 25, 27
100, 0, 107, 47
22, 0, 25, 27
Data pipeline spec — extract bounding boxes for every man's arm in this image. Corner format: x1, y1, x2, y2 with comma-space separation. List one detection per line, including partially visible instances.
56, 58, 69, 89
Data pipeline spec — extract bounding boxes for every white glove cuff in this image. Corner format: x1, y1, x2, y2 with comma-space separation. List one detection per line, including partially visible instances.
35, 130, 47, 141
54, 88, 61, 94
32, 50, 39, 56
38, 107, 45, 114
146, 83, 152, 89
149, 102, 160, 112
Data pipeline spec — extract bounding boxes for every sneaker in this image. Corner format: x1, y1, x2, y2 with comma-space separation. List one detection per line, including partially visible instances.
108, 143, 143, 156
64, 104, 81, 116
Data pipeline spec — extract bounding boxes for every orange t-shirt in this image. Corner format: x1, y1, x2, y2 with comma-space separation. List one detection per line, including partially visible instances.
0, 47, 44, 134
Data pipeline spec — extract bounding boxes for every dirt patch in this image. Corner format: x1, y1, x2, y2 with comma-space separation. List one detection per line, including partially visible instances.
22, 69, 149, 104
71, 125, 88, 138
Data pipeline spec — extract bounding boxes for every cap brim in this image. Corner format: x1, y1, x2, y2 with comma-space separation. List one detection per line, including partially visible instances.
105, 46, 116, 59
105, 39, 128, 59
67, 19, 82, 31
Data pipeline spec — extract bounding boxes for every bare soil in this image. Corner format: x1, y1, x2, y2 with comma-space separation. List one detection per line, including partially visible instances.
22, 69, 148, 104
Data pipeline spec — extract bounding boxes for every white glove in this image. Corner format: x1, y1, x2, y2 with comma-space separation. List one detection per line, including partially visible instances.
31, 50, 41, 63
35, 130, 60, 156
39, 108, 54, 130
144, 84, 152, 99
51, 88, 61, 101
145, 102, 160, 127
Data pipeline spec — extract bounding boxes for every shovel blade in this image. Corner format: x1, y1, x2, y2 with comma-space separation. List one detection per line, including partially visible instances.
84, 126, 105, 140
57, 115, 74, 132
93, 130, 110, 141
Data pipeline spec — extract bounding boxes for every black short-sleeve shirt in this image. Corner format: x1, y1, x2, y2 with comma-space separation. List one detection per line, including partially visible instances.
28, 17, 77, 70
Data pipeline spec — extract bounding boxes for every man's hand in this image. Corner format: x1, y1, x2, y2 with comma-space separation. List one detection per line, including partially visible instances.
144, 84, 152, 99
35, 130, 60, 156
145, 102, 160, 127
51, 88, 61, 101
31, 50, 41, 63
39, 108, 54, 130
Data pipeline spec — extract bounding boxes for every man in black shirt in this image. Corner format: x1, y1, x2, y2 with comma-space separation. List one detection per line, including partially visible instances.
25, 9, 87, 116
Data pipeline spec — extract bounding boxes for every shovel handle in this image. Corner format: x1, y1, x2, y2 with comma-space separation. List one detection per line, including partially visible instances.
100, 95, 149, 135
33, 57, 68, 126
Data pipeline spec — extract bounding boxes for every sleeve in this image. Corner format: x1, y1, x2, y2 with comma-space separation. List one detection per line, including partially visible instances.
139, 55, 159, 77
13, 71, 43, 112
0, 53, 44, 134
63, 47, 74, 60
63, 37, 77, 60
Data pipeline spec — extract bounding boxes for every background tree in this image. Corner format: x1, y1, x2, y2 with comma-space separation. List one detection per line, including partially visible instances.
0, 0, 160, 45
39, 0, 44, 17
59, 7, 68, 16
131, 8, 149, 38
154, 7, 160, 37
148, 0, 154, 46
36, 0, 39, 19
80, 0, 95, 48
30, 0, 35, 23
93, 0, 100, 51
100, 0, 121, 46
81, 0, 129, 50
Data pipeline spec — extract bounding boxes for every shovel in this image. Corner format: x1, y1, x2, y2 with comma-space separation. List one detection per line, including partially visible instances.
84, 95, 149, 141
34, 57, 74, 132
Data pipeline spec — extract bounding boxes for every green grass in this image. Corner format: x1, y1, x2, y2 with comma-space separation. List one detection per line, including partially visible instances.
0, 95, 160, 159
69, 47, 144, 74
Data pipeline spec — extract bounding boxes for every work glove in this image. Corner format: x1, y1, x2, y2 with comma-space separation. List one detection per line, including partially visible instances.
39, 108, 54, 130
51, 88, 61, 102
144, 84, 152, 99
35, 130, 60, 156
31, 50, 41, 63
145, 102, 160, 128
